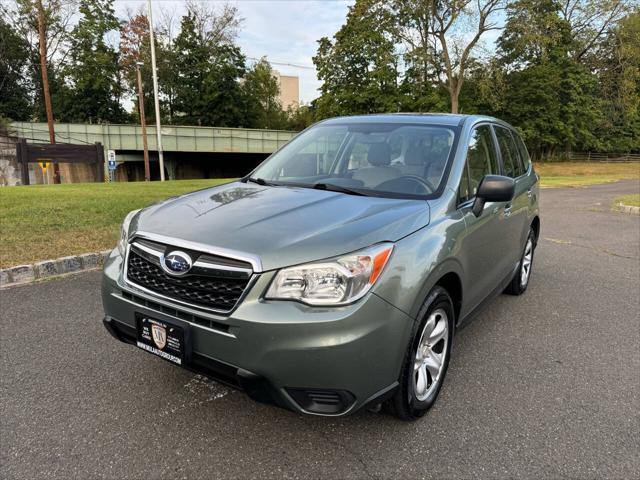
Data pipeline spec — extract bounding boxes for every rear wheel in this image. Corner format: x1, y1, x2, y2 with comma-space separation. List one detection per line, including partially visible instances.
504, 228, 535, 295
389, 286, 454, 420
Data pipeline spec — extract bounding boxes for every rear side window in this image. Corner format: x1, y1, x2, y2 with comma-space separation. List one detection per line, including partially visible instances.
494, 126, 523, 178
513, 132, 531, 172
459, 125, 498, 203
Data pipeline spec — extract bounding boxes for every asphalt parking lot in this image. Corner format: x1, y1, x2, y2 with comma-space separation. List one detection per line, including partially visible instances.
1, 180, 639, 479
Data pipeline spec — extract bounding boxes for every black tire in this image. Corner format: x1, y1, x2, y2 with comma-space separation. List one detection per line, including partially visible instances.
389, 286, 455, 421
504, 227, 536, 295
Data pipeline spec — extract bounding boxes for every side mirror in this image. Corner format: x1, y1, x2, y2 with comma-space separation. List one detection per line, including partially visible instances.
471, 175, 515, 217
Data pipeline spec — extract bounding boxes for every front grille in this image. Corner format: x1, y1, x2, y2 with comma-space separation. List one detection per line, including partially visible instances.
126, 249, 251, 312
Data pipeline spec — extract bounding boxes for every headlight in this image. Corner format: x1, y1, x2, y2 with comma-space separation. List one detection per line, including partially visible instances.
265, 243, 394, 306
117, 209, 141, 257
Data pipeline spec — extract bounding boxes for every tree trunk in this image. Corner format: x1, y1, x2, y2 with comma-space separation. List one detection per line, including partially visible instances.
450, 91, 459, 114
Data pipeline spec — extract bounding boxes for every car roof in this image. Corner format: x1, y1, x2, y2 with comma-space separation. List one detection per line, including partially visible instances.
319, 113, 505, 128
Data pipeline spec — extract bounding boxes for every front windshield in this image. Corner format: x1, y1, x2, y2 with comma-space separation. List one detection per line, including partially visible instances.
250, 123, 456, 198
251, 123, 455, 196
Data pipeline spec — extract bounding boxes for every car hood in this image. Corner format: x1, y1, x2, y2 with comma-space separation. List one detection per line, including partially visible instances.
133, 181, 430, 271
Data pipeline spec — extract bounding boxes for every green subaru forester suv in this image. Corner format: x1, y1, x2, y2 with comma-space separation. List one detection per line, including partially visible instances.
102, 114, 539, 420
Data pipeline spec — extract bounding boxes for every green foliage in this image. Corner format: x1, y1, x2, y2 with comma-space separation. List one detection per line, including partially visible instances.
0, 18, 32, 120
313, 0, 401, 118
243, 58, 288, 129
594, 9, 640, 152
285, 104, 316, 131
310, 0, 638, 155
61, 0, 127, 122
0, 18, 33, 121
46, 0, 126, 123
171, 10, 249, 127
493, 0, 635, 157
0, 0, 636, 156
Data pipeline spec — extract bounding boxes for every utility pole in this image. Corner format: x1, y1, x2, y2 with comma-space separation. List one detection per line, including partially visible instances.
36, 0, 60, 184
146, 0, 165, 181
136, 62, 151, 181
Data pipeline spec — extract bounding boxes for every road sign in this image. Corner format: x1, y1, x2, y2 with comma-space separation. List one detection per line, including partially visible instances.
39, 161, 49, 173
107, 150, 116, 171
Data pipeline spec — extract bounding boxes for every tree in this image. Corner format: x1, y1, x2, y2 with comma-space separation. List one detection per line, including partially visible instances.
594, 9, 640, 152
120, 13, 155, 122
285, 104, 316, 131
394, 0, 505, 113
559, 0, 630, 63
497, 0, 603, 157
171, 5, 248, 126
0, 18, 32, 120
3, 0, 77, 121
313, 0, 401, 118
63, 0, 126, 122
243, 58, 287, 129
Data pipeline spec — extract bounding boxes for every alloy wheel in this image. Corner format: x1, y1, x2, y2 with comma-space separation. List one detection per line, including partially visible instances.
520, 238, 533, 288
413, 308, 449, 401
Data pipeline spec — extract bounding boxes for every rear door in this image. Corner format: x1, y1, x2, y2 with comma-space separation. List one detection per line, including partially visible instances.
492, 125, 530, 271
458, 124, 513, 311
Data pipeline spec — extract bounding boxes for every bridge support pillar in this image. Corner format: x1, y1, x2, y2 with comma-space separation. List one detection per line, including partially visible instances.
164, 158, 177, 180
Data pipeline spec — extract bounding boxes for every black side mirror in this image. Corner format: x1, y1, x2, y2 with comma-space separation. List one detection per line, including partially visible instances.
471, 175, 515, 217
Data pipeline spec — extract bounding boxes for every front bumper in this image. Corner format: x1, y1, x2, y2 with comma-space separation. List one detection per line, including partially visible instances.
102, 249, 414, 416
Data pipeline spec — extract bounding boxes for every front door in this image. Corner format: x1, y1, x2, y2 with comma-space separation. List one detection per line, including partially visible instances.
457, 124, 514, 312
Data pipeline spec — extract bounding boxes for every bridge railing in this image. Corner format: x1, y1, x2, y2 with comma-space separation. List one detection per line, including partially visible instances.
10, 122, 297, 154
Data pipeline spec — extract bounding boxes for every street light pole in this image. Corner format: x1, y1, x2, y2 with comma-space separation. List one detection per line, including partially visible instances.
136, 63, 151, 181
146, 0, 165, 181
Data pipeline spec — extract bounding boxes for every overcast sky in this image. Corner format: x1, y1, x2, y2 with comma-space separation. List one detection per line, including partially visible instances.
114, 0, 355, 103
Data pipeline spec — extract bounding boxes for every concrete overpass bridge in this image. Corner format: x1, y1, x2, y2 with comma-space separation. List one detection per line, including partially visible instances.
10, 122, 297, 181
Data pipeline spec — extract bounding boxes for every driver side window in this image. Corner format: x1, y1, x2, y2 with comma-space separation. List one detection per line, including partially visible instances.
459, 125, 498, 203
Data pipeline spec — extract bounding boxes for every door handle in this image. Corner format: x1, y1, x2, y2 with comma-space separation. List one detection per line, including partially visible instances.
527, 189, 533, 199
504, 204, 512, 218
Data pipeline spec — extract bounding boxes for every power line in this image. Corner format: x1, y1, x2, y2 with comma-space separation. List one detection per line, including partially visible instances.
246, 57, 315, 70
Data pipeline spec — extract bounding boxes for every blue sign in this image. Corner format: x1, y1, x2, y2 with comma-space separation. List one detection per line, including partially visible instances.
107, 150, 116, 170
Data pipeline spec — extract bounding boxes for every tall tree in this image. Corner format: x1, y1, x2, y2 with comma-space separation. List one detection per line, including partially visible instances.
313, 0, 401, 118
4, 0, 77, 121
63, 0, 126, 122
394, 0, 505, 113
120, 13, 155, 122
172, 5, 248, 126
559, 0, 630, 63
594, 9, 640, 152
497, 0, 602, 157
0, 18, 32, 120
243, 58, 287, 129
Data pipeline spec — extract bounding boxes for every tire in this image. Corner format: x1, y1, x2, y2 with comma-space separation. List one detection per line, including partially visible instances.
389, 286, 454, 421
504, 227, 535, 295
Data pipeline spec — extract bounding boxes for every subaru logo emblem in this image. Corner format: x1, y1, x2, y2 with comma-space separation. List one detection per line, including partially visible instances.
162, 251, 192, 276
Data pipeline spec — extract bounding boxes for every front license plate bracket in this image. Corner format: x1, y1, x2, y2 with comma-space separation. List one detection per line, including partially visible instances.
135, 313, 191, 365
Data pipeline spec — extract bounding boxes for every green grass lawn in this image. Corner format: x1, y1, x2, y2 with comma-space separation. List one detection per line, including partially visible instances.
0, 179, 233, 268
614, 193, 640, 207
535, 162, 640, 188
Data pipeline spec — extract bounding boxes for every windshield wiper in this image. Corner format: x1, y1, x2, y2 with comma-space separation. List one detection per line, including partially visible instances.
243, 177, 274, 186
312, 182, 368, 196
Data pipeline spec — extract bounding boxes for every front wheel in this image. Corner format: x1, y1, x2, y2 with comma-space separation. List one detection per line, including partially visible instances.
504, 228, 535, 295
389, 286, 454, 420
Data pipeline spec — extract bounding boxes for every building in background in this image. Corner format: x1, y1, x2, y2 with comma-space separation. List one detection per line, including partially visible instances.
273, 71, 299, 110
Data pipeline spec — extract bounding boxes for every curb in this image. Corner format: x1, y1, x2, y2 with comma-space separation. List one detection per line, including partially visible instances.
617, 203, 640, 215
0, 250, 112, 288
